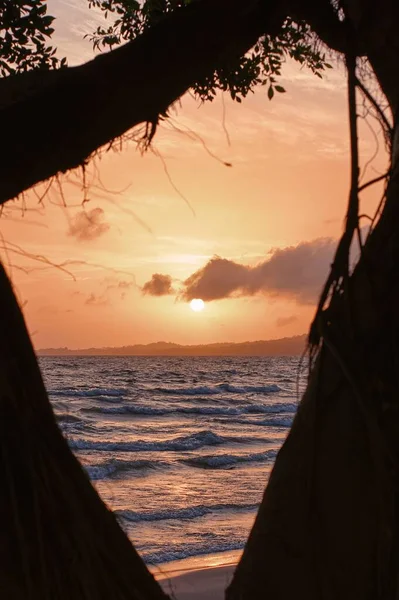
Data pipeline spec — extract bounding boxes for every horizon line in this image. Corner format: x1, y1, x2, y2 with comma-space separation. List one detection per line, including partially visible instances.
37, 333, 307, 354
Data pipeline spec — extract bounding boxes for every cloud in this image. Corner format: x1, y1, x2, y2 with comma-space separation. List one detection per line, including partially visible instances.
180, 238, 336, 305
105, 279, 135, 299
68, 208, 110, 241
85, 293, 109, 307
106, 280, 135, 292
142, 274, 174, 297
276, 315, 298, 327
76, 278, 135, 308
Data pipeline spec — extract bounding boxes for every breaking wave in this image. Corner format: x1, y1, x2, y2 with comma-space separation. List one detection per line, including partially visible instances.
181, 448, 278, 469
56, 413, 83, 423
143, 541, 245, 565
69, 429, 241, 452
215, 415, 294, 428
116, 502, 258, 523
84, 402, 297, 418
155, 383, 280, 395
85, 458, 156, 480
49, 387, 127, 398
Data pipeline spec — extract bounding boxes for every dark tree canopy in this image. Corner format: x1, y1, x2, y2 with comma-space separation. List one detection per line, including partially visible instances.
0, 0, 65, 77
0, 0, 351, 207
88, 0, 332, 102
0, 0, 397, 205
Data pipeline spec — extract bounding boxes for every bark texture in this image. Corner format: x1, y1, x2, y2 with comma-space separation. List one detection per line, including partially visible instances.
0, 265, 169, 599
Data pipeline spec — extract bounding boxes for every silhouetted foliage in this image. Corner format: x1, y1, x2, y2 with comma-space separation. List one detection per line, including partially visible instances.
0, 0, 65, 76
87, 0, 332, 101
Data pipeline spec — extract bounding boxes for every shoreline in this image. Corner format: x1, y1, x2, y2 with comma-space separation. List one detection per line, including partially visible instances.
151, 550, 241, 599
151, 549, 242, 580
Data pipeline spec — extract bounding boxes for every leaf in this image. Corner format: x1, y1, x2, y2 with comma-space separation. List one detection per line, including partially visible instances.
267, 85, 274, 100
275, 85, 286, 93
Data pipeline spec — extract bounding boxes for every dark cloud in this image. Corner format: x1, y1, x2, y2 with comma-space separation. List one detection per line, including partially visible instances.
276, 315, 298, 327
180, 238, 335, 305
142, 274, 174, 297
68, 208, 110, 241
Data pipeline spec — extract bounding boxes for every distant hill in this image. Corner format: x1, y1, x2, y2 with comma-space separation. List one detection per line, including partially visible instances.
38, 335, 307, 357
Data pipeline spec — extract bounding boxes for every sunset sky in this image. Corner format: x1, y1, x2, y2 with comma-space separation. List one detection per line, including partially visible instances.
1, 0, 387, 349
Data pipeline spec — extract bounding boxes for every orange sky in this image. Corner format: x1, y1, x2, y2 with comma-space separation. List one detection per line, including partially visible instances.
0, 0, 388, 349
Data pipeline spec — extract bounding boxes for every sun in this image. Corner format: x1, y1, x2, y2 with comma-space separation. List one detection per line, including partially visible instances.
190, 298, 205, 312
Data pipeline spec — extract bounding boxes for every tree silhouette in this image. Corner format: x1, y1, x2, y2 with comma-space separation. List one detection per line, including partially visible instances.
0, 0, 334, 205
1, 1, 399, 598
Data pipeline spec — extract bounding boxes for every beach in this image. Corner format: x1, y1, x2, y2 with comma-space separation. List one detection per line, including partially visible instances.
160, 565, 234, 599
153, 551, 240, 599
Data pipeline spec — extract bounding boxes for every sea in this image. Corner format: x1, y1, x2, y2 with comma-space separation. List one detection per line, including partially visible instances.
40, 356, 303, 567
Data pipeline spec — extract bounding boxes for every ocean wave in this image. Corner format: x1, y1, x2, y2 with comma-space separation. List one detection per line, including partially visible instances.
155, 383, 280, 396
143, 541, 245, 565
218, 415, 294, 428
56, 413, 83, 423
181, 448, 277, 469
116, 502, 258, 524
84, 402, 296, 418
69, 429, 234, 452
41, 361, 78, 369
243, 403, 296, 414
85, 458, 156, 480
255, 416, 294, 427
49, 387, 127, 398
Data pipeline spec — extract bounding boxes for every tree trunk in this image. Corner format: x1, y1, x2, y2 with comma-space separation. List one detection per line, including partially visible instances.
225, 2, 399, 595
226, 99, 399, 600
0, 265, 169, 599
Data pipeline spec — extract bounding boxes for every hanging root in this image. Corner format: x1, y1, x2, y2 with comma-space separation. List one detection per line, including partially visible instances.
309, 14, 390, 355
141, 118, 159, 151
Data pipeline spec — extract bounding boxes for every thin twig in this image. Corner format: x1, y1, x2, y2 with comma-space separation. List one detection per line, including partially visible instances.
221, 93, 231, 147
358, 172, 390, 193
355, 77, 393, 143
150, 146, 195, 216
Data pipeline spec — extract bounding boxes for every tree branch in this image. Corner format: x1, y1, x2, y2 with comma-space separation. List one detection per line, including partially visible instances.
288, 0, 351, 54
0, 0, 283, 205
